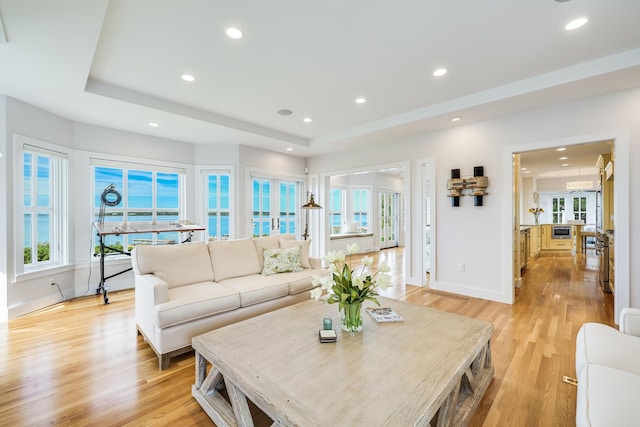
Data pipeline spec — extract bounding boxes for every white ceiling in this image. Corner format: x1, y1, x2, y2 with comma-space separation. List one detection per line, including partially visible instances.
519, 140, 612, 179
1, 0, 639, 157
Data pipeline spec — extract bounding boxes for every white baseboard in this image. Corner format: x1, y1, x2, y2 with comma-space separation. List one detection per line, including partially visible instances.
8, 291, 70, 319
431, 281, 512, 304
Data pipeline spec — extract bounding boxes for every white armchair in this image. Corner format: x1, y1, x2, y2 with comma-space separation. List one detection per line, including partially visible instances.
575, 308, 640, 426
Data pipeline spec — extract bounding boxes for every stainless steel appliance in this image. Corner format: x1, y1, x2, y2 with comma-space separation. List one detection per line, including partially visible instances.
596, 231, 610, 292
552, 225, 572, 239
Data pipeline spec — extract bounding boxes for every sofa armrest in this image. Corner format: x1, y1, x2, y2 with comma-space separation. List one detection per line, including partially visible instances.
619, 308, 640, 337
135, 273, 169, 337
135, 273, 169, 305
309, 256, 322, 270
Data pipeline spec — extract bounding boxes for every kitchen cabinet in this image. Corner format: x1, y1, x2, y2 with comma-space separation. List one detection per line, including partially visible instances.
597, 153, 615, 231
520, 229, 529, 270
541, 225, 551, 250
539, 224, 572, 253
529, 225, 541, 258
609, 232, 615, 294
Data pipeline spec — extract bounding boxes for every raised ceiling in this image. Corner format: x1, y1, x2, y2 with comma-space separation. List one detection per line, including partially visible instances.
1, 0, 639, 157
519, 140, 612, 179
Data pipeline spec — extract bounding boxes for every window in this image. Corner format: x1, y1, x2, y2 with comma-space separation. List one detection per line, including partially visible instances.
203, 171, 232, 240
573, 196, 587, 223
92, 161, 185, 252
329, 188, 345, 234
551, 197, 565, 224
352, 188, 370, 232
21, 145, 68, 271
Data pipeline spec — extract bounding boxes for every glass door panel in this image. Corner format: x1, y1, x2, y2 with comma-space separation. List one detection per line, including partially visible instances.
252, 178, 301, 237
380, 191, 399, 249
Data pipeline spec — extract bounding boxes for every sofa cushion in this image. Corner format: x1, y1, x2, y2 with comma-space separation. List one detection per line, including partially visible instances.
576, 364, 640, 427
132, 241, 214, 288
218, 275, 290, 307
275, 269, 330, 294
279, 239, 311, 269
155, 282, 240, 328
576, 322, 640, 377
253, 235, 282, 269
262, 246, 303, 275
208, 239, 262, 281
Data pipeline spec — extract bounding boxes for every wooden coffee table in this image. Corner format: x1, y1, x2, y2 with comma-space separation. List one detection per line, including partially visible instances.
192, 297, 493, 427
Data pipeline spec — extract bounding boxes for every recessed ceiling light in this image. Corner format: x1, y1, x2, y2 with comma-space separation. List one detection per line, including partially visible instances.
277, 109, 293, 116
433, 68, 448, 77
523, 170, 531, 174
286, 147, 293, 152
355, 97, 367, 104
556, 147, 567, 151
559, 156, 568, 160
303, 117, 312, 123
450, 116, 461, 122
561, 163, 570, 167
565, 17, 588, 31
181, 74, 195, 82
226, 27, 243, 39
148, 122, 159, 127
521, 167, 528, 170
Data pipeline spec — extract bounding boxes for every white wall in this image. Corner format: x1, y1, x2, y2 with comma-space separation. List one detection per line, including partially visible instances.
0, 97, 8, 319
308, 88, 639, 313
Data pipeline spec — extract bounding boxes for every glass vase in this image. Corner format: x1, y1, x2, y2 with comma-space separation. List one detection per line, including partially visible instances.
342, 301, 363, 332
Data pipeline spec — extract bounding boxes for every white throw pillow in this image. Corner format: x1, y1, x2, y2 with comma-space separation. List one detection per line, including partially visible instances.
262, 246, 303, 275
279, 239, 311, 269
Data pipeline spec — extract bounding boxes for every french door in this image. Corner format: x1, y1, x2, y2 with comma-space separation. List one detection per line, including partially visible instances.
252, 178, 301, 237
379, 190, 399, 249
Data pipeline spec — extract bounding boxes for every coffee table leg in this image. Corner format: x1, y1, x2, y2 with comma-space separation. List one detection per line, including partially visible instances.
195, 351, 207, 389
192, 351, 246, 427
226, 380, 255, 427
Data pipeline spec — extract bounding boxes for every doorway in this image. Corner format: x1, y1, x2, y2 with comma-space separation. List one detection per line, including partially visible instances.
507, 133, 629, 320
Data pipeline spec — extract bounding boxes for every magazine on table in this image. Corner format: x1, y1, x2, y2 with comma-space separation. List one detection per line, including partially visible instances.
366, 307, 404, 322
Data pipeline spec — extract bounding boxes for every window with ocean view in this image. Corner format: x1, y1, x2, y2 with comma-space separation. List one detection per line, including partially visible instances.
204, 171, 232, 240
352, 188, 370, 232
92, 162, 185, 253
329, 188, 345, 234
21, 142, 68, 272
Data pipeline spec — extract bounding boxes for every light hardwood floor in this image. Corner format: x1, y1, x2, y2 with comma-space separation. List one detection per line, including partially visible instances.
0, 248, 613, 426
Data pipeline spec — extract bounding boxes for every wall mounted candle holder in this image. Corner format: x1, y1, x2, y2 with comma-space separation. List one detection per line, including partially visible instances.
447, 166, 489, 206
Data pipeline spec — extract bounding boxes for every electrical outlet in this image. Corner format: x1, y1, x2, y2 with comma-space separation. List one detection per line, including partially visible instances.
48, 278, 57, 287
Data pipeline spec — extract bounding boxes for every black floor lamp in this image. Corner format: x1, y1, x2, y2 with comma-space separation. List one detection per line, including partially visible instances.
301, 193, 322, 240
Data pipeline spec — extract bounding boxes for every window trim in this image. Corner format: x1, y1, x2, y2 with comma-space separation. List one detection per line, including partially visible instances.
14, 134, 70, 277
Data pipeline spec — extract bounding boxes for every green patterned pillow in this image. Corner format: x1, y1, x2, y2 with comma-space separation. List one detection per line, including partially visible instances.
262, 246, 303, 275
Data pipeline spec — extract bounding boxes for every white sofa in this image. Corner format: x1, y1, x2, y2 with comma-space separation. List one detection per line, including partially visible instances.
132, 234, 326, 369
575, 308, 640, 426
